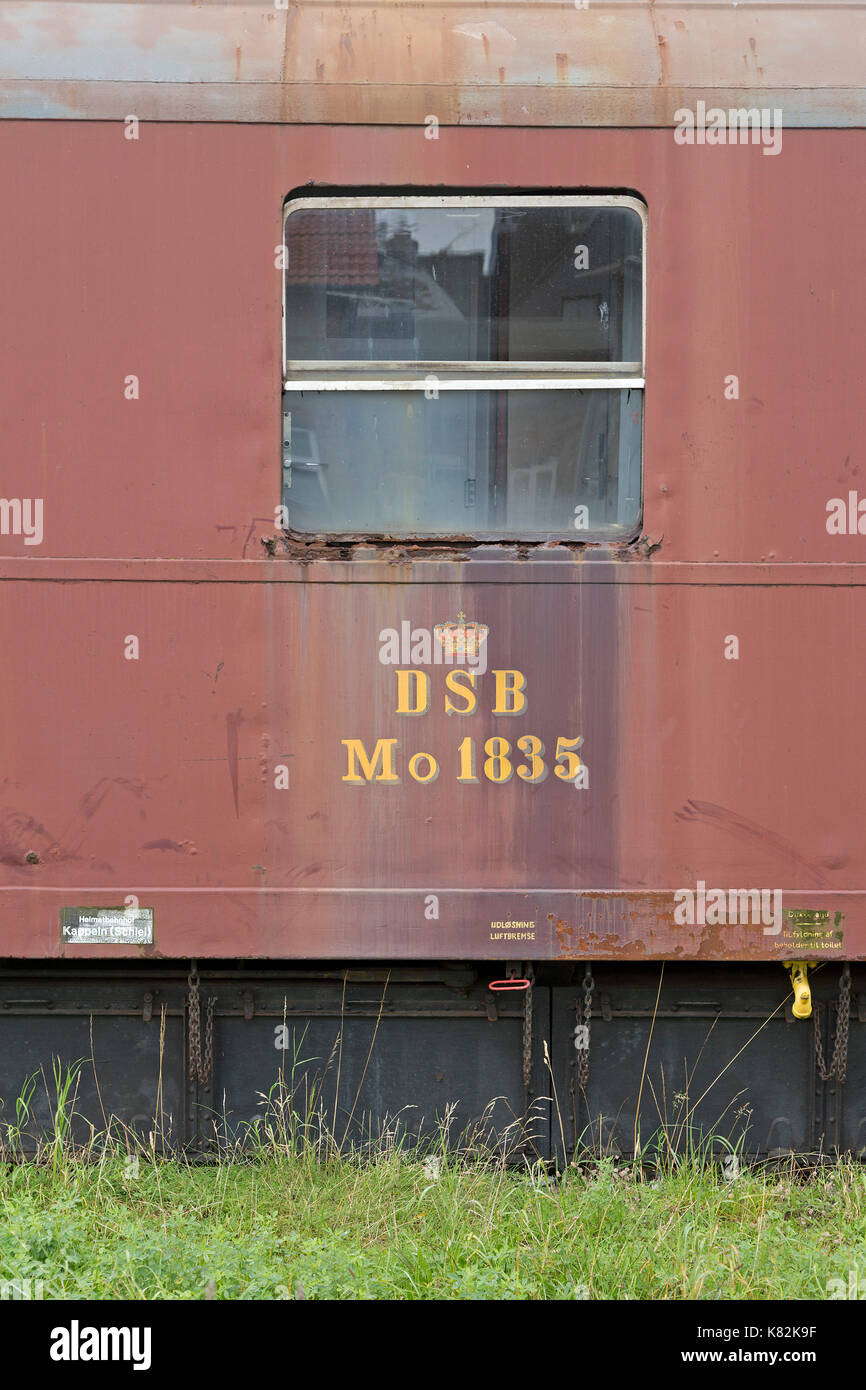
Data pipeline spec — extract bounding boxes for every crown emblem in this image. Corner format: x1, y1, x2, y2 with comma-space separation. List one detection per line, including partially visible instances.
433, 611, 489, 660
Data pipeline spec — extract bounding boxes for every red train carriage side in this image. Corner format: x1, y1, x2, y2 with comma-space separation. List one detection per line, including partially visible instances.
0, 1, 865, 1158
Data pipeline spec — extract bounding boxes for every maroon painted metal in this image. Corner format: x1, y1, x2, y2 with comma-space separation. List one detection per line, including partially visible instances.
0, 20, 864, 963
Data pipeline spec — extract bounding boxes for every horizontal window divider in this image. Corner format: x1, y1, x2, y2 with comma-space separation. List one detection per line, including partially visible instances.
284, 360, 642, 375
282, 376, 645, 393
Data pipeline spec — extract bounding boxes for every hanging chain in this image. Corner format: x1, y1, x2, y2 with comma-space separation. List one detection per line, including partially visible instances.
187, 968, 201, 1080
522, 965, 534, 1093
187, 964, 216, 1087
814, 963, 851, 1085
575, 965, 594, 1090
203, 993, 216, 1086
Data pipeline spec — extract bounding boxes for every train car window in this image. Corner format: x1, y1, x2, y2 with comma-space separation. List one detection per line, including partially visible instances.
282, 195, 645, 542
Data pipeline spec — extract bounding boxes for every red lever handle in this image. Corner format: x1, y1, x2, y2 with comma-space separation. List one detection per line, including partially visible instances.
489, 978, 531, 991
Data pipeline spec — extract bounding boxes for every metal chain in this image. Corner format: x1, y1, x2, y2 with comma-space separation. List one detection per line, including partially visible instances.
814, 964, 851, 1085
187, 968, 201, 1081
187, 965, 216, 1087
522, 966, 534, 1093
575, 965, 594, 1090
204, 993, 216, 1086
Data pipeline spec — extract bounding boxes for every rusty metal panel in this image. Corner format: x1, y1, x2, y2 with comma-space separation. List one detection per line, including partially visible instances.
0, 574, 864, 961
1, 122, 866, 567
1, 121, 865, 963
0, 1, 864, 126
0, 121, 863, 564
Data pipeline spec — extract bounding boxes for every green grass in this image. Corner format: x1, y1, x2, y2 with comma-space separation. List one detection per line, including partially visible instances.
2, 1152, 865, 1300
1, 1057, 863, 1300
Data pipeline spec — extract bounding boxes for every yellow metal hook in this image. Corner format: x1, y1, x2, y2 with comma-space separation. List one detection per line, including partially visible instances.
787, 961, 813, 1019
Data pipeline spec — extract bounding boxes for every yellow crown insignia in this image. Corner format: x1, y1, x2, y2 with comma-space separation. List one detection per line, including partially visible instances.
433, 611, 489, 659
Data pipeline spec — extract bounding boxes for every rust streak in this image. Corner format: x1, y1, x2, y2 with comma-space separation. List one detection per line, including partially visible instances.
226, 709, 243, 818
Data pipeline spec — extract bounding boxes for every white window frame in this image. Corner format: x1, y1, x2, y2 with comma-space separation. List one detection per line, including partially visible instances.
281, 193, 646, 537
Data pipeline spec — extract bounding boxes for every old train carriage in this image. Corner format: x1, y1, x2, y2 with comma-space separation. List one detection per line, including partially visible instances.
0, 0, 865, 1159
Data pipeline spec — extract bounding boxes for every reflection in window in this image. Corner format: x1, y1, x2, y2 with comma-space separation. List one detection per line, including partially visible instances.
283, 389, 641, 539
285, 205, 641, 364
282, 197, 645, 540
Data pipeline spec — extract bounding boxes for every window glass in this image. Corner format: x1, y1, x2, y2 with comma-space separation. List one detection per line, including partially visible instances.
282, 388, 642, 539
284, 204, 643, 365
282, 197, 645, 542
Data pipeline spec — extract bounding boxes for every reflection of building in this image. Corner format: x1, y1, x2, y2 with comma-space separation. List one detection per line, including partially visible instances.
285, 208, 379, 286
284, 205, 639, 364
285, 212, 472, 358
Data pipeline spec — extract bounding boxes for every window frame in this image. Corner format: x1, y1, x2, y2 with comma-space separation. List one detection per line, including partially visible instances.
281, 192, 647, 541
